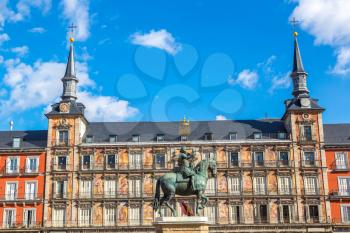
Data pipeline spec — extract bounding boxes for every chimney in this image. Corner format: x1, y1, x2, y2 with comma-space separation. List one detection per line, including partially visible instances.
9, 120, 14, 131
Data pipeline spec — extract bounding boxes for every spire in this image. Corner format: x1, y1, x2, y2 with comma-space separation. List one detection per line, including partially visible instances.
290, 31, 309, 98
61, 33, 78, 101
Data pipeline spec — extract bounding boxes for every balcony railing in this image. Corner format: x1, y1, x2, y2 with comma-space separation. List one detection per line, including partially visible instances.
218, 160, 293, 169
0, 166, 41, 176
301, 160, 321, 168
0, 192, 43, 201
77, 162, 167, 171
329, 189, 350, 199
331, 161, 350, 172
2, 221, 42, 229
302, 188, 320, 196
51, 139, 75, 147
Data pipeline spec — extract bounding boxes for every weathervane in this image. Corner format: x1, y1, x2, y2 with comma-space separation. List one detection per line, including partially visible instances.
68, 23, 77, 43
290, 17, 300, 37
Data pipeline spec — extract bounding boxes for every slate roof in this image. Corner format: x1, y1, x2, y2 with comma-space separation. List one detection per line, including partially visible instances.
84, 119, 288, 143
284, 98, 324, 111
46, 101, 86, 116
0, 130, 47, 149
324, 124, 350, 146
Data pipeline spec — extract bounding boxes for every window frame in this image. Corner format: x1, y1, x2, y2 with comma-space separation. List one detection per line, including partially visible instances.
12, 137, 21, 148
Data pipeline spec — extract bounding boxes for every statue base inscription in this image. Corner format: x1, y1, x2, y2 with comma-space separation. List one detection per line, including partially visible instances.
153, 216, 209, 233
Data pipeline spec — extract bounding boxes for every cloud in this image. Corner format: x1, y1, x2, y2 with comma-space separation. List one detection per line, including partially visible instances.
0, 33, 10, 45
11, 46, 29, 56
130, 29, 181, 55
290, 0, 350, 77
61, 0, 90, 41
268, 72, 291, 94
230, 69, 259, 89
0, 58, 138, 121
215, 115, 227, 121
28, 27, 46, 33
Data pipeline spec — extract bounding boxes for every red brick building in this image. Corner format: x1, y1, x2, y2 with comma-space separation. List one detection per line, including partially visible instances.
0, 131, 47, 232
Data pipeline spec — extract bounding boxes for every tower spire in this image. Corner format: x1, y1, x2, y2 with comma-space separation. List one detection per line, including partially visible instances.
61, 24, 78, 101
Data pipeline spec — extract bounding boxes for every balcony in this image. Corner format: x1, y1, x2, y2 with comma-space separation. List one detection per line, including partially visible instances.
51, 139, 74, 147
0, 192, 43, 202
301, 160, 321, 168
52, 162, 71, 172
0, 166, 40, 177
329, 189, 350, 200
331, 161, 350, 172
302, 188, 320, 196
2, 221, 42, 229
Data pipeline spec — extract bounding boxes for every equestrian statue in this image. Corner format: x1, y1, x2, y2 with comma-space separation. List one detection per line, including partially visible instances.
153, 147, 217, 216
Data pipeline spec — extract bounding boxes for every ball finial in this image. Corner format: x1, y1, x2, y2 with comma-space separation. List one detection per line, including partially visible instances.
69, 37, 74, 43
293, 31, 298, 37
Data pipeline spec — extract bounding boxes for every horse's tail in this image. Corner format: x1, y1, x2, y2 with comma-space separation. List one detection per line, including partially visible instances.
153, 178, 161, 211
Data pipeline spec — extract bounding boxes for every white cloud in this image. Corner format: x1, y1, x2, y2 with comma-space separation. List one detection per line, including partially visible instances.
0, 57, 138, 121
61, 0, 90, 41
230, 69, 259, 89
11, 46, 29, 56
215, 115, 227, 121
290, 0, 350, 77
28, 27, 46, 33
269, 72, 291, 94
130, 29, 181, 55
0, 33, 10, 45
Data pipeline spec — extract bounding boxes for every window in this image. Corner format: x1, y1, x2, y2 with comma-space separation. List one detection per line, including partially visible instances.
78, 207, 91, 226
106, 154, 117, 169
3, 209, 15, 228
278, 132, 286, 140
52, 208, 65, 227
104, 180, 116, 198
23, 209, 36, 227
26, 157, 39, 173
109, 135, 117, 143
204, 133, 213, 141
230, 205, 242, 223
308, 205, 319, 223
335, 152, 348, 169
129, 153, 141, 169
12, 137, 21, 148
57, 156, 67, 170
229, 132, 237, 140
254, 132, 262, 139
58, 130, 69, 145
129, 178, 141, 197
228, 177, 241, 195
254, 152, 264, 166
25, 181, 37, 200
229, 152, 239, 167
302, 125, 312, 141
129, 206, 141, 226
203, 151, 215, 160
304, 177, 318, 195
204, 205, 216, 224
256, 204, 268, 223
104, 207, 116, 226
155, 154, 166, 169
85, 136, 93, 143
338, 177, 350, 196
180, 135, 187, 141
206, 178, 216, 195
304, 151, 315, 166
54, 180, 67, 198
279, 151, 289, 166
278, 177, 292, 195
156, 134, 164, 142
81, 155, 91, 170
5, 182, 17, 200
281, 205, 291, 223
6, 157, 19, 174
132, 135, 140, 142
79, 180, 92, 198
253, 177, 266, 195
341, 205, 350, 223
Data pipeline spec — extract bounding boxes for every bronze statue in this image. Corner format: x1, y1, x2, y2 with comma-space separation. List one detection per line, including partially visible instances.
153, 148, 217, 216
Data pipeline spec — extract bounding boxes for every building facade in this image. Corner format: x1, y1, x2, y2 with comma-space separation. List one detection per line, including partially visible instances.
0, 131, 47, 232
0, 32, 349, 233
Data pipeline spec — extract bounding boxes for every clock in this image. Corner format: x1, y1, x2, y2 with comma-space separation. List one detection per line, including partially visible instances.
300, 98, 310, 108
59, 103, 70, 113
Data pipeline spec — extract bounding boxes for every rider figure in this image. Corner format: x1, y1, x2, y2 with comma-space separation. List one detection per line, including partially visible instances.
177, 147, 196, 183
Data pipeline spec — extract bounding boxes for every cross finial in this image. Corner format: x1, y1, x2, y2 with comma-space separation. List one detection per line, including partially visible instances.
290, 17, 300, 37
68, 23, 77, 43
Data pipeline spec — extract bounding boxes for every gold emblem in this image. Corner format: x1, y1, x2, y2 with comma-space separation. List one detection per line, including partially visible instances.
59, 103, 70, 113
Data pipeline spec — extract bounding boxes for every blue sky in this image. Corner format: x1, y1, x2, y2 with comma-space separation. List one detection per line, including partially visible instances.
0, 0, 350, 130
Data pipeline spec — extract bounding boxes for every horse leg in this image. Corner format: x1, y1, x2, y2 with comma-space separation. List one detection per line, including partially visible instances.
158, 196, 167, 217
164, 192, 177, 216
195, 192, 201, 216
198, 192, 208, 209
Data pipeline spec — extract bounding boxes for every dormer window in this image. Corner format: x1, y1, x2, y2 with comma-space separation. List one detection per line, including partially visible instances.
253, 132, 262, 139
278, 132, 286, 140
86, 136, 93, 143
156, 134, 164, 142
109, 135, 117, 143
204, 133, 213, 141
229, 132, 237, 140
181, 135, 188, 141
12, 137, 21, 148
132, 135, 140, 142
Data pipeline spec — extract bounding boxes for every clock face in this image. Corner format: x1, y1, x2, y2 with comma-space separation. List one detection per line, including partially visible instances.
59, 103, 70, 113
300, 98, 310, 107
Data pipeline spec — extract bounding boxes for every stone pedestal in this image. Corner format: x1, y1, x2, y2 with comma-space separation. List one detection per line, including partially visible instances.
153, 216, 209, 233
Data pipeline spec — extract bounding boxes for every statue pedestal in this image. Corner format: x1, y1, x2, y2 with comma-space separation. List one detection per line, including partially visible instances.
153, 216, 209, 233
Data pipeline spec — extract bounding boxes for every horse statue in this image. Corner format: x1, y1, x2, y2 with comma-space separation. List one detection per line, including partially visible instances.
153, 158, 217, 216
